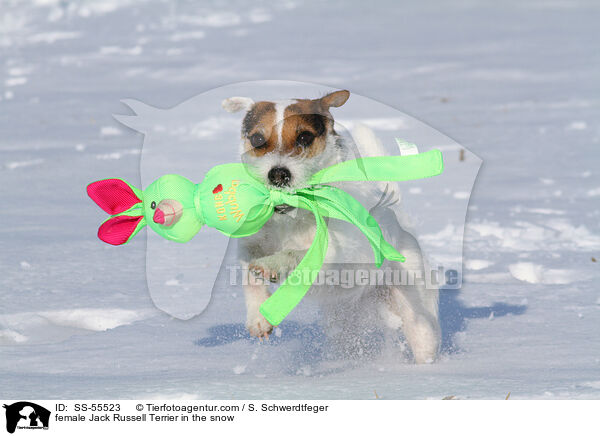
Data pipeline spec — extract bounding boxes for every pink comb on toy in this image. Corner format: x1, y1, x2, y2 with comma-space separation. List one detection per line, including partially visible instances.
97, 215, 144, 245
87, 179, 141, 214
87, 178, 145, 245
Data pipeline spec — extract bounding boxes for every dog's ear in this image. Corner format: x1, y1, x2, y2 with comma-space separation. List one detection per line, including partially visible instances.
222, 97, 255, 113
319, 90, 350, 110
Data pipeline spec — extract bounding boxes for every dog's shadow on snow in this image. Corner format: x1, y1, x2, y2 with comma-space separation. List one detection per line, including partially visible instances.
439, 287, 527, 352
194, 291, 527, 362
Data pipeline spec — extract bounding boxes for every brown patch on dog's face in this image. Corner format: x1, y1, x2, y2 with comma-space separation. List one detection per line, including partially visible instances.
241, 101, 276, 156
240, 90, 350, 158
281, 99, 330, 157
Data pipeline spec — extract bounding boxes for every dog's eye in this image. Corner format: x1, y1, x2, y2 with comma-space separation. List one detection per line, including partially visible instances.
296, 131, 315, 147
249, 133, 267, 149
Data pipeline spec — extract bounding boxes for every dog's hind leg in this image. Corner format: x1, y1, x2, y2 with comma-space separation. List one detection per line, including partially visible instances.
370, 201, 441, 363
382, 283, 441, 363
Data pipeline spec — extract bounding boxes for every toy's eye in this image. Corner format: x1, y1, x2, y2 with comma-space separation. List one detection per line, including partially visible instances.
296, 131, 315, 147
151, 201, 156, 209
249, 133, 267, 149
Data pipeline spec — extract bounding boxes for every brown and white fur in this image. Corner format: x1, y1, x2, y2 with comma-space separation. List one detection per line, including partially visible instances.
222, 90, 440, 363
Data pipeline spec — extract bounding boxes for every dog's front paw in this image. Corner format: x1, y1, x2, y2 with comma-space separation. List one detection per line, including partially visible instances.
249, 262, 279, 283
246, 312, 273, 338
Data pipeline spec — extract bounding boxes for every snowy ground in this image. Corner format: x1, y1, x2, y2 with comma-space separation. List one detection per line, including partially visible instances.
1, 0, 599, 399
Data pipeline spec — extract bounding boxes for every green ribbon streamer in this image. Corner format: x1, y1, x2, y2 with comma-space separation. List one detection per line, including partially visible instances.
310, 149, 443, 184
259, 193, 329, 325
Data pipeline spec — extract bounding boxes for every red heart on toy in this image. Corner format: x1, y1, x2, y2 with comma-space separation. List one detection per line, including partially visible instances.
212, 184, 223, 194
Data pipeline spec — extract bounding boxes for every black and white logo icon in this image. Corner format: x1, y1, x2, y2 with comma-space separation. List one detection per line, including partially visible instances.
3, 402, 50, 434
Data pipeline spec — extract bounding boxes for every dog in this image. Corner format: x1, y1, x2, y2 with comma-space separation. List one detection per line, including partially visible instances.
222, 90, 441, 363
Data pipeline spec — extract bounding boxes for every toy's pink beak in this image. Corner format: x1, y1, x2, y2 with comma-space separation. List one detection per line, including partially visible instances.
152, 199, 183, 227
153, 209, 165, 224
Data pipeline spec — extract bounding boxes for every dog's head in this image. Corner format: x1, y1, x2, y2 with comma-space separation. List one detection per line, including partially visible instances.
222, 90, 350, 192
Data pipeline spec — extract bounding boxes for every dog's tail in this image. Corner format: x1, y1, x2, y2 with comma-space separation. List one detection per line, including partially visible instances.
351, 122, 387, 158
350, 123, 401, 207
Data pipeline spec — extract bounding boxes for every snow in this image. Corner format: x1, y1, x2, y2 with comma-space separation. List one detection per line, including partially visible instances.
464, 259, 493, 271
99, 126, 123, 137
99, 45, 143, 56
587, 187, 600, 197
338, 117, 409, 130
94, 148, 140, 160
169, 31, 206, 42
453, 191, 470, 200
27, 31, 81, 44
0, 309, 151, 345
508, 262, 576, 285
1, 0, 600, 400
5, 158, 44, 170
233, 365, 246, 375
467, 220, 600, 252
566, 121, 587, 131
5, 77, 28, 87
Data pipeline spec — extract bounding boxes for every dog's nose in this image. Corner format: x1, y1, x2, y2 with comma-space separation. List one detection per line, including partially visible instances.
268, 167, 292, 187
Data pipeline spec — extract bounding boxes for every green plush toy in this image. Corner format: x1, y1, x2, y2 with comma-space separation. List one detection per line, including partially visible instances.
87, 149, 444, 325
